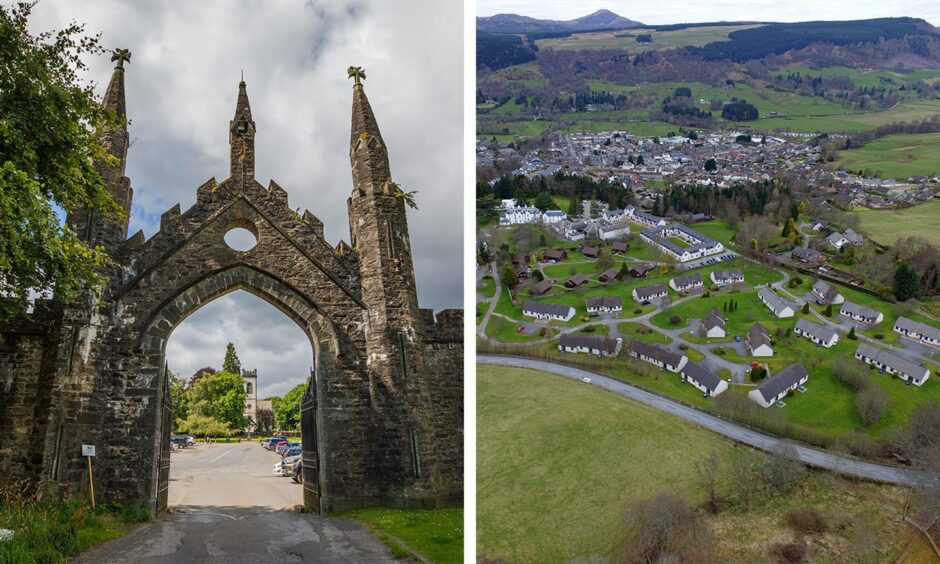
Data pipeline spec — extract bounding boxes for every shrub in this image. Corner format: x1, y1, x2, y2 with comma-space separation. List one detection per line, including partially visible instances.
633, 308, 642, 314
834, 361, 870, 391
847, 326, 857, 340
679, 343, 689, 350
582, 325, 597, 333
874, 333, 885, 340
857, 386, 889, 426
801, 303, 810, 314
669, 314, 682, 325
538, 328, 548, 337
770, 542, 806, 563
785, 507, 828, 534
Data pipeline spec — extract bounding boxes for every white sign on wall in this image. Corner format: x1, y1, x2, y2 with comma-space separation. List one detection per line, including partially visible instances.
82, 444, 96, 457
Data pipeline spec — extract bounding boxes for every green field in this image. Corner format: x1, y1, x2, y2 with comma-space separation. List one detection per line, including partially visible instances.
834, 132, 940, 179
536, 24, 765, 52
477, 365, 912, 563
478, 277, 496, 298
855, 199, 940, 247
477, 364, 735, 562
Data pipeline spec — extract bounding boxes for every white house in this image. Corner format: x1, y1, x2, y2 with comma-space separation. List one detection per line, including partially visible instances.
855, 342, 930, 386
670, 272, 704, 292
522, 300, 575, 322
500, 206, 541, 225
758, 287, 794, 318
702, 308, 726, 338
840, 301, 883, 325
827, 231, 849, 249
894, 316, 940, 347
586, 296, 622, 314
746, 323, 774, 357
542, 210, 567, 224
843, 228, 864, 246
812, 280, 844, 305
628, 340, 688, 373
748, 364, 809, 408
681, 361, 728, 397
599, 223, 631, 240
640, 223, 723, 263
633, 283, 669, 303
794, 318, 839, 348
558, 334, 623, 357
710, 270, 744, 286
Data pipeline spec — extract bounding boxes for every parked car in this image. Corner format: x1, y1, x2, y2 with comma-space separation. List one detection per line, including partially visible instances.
264, 437, 287, 449
282, 454, 301, 477
282, 446, 302, 458
291, 459, 303, 483
273, 440, 289, 453
276, 441, 299, 455
170, 435, 188, 448
185, 435, 195, 446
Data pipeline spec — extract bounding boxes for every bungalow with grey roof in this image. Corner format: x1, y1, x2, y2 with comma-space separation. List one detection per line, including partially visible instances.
746, 323, 773, 357
702, 308, 726, 338
748, 364, 809, 408
855, 342, 930, 386
542, 210, 566, 224
894, 316, 940, 347
812, 280, 844, 305
791, 247, 824, 264
827, 231, 849, 249
840, 301, 883, 325
600, 223, 630, 240
758, 287, 795, 318
628, 340, 688, 373
559, 334, 623, 357
633, 283, 668, 303
522, 300, 575, 322
680, 362, 728, 397
794, 318, 839, 348
710, 270, 744, 286
669, 272, 703, 292
586, 296, 622, 314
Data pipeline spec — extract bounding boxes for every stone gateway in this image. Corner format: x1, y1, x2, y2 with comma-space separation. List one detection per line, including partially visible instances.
0, 53, 463, 515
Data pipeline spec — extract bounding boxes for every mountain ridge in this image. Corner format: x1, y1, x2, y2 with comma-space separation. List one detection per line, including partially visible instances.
477, 9, 642, 34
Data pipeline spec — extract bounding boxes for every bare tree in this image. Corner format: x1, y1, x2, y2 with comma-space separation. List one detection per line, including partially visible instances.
693, 450, 723, 514
856, 387, 889, 426
616, 493, 713, 564
765, 441, 807, 495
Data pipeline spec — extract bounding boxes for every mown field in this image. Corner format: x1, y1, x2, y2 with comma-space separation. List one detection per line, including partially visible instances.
535, 24, 765, 52
834, 132, 940, 179
855, 199, 940, 247
477, 365, 914, 563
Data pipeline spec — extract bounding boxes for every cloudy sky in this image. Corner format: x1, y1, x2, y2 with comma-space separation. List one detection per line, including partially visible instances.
476, 0, 940, 25
28, 1, 463, 398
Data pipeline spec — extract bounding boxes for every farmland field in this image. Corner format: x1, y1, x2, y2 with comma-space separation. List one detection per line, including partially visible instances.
833, 132, 940, 179
477, 364, 913, 563
535, 24, 765, 52
855, 199, 940, 247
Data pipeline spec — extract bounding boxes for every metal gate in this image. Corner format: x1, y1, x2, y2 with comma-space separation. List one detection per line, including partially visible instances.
156, 363, 172, 515
300, 369, 321, 514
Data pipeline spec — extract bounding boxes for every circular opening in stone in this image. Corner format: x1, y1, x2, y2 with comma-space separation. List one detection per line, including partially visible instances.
224, 227, 258, 251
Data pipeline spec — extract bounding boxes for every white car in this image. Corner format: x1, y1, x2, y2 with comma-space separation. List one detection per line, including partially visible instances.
273, 461, 285, 476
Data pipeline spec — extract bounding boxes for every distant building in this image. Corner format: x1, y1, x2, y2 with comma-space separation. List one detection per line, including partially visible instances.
791, 247, 824, 264
794, 318, 839, 348
670, 272, 703, 292
680, 361, 728, 397
542, 249, 568, 263
757, 287, 794, 318
748, 364, 809, 408
894, 316, 940, 347
702, 308, 726, 338
542, 210, 566, 224
855, 342, 930, 386
558, 334, 622, 357
522, 300, 575, 322
710, 270, 743, 286
628, 340, 687, 373
746, 323, 774, 357
242, 369, 259, 432
586, 296, 622, 314
640, 223, 723, 263
633, 283, 668, 303
840, 301, 883, 325
812, 280, 844, 305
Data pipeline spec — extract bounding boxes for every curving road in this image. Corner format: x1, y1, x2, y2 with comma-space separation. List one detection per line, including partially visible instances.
478, 354, 921, 487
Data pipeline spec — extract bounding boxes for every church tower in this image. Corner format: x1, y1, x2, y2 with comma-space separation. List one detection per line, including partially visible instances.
67, 49, 133, 255
229, 78, 256, 181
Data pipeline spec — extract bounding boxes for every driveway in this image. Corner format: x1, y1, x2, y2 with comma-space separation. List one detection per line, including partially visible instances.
74, 443, 394, 563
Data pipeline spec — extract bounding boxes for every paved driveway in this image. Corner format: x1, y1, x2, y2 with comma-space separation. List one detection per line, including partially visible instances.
75, 443, 394, 563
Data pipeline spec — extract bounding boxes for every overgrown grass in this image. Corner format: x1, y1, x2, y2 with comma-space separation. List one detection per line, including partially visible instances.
0, 487, 150, 563
339, 507, 463, 564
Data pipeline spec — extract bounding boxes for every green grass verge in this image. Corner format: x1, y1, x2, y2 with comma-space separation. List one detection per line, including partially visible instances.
339, 507, 463, 564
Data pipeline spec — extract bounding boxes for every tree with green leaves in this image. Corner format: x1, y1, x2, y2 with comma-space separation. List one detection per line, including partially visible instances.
178, 413, 232, 439
222, 342, 242, 374
0, 4, 124, 321
500, 263, 519, 289
275, 383, 307, 432
568, 195, 581, 216
895, 262, 921, 301
704, 158, 717, 172
187, 370, 247, 431
532, 192, 554, 212
168, 369, 189, 432
847, 326, 857, 340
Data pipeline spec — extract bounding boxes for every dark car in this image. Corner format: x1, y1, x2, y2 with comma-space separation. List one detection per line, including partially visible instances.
291, 459, 303, 483
264, 437, 287, 449
282, 446, 302, 458
170, 435, 188, 448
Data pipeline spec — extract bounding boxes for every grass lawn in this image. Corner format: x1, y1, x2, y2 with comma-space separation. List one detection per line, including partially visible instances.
618, 322, 672, 344
340, 507, 463, 564
476, 364, 735, 562
651, 288, 791, 337
478, 277, 496, 298
477, 364, 912, 563
693, 219, 737, 248
578, 324, 610, 336
833, 132, 940, 179
487, 315, 555, 343
855, 199, 940, 248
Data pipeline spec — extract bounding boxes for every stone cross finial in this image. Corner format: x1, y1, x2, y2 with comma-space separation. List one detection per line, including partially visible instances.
111, 48, 131, 69
347, 66, 365, 85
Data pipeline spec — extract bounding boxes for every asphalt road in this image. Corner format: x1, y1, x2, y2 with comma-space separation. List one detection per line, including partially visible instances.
75, 442, 395, 563
479, 354, 921, 487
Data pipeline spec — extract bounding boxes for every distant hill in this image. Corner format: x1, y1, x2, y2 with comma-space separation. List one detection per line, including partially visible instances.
477, 9, 642, 34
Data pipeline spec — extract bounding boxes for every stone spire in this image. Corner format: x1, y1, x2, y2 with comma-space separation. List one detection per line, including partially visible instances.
67, 49, 133, 249
349, 67, 390, 189
229, 79, 255, 180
